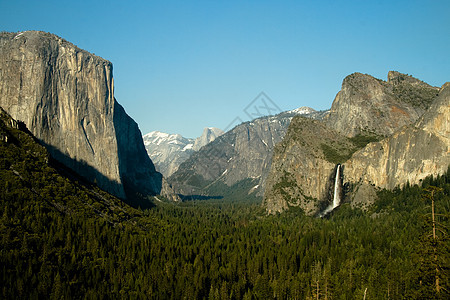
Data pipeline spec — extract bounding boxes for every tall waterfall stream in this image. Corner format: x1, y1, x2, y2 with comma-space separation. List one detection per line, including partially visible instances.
319, 164, 342, 217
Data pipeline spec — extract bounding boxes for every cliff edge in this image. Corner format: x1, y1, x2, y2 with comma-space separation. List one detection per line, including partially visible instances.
0, 31, 177, 203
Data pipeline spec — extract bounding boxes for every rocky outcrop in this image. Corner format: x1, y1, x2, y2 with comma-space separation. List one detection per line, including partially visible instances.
263, 116, 355, 214
193, 127, 224, 151
0, 31, 176, 202
325, 71, 439, 137
343, 82, 450, 206
113, 101, 170, 201
169, 108, 322, 197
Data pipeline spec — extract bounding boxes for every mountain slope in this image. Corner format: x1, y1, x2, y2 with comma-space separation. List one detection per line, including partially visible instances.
169, 108, 323, 198
143, 127, 223, 177
0, 31, 177, 204
143, 131, 195, 177
0, 106, 166, 297
0, 105, 141, 221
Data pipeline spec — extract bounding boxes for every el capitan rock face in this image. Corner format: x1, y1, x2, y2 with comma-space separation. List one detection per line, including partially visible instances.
325, 71, 439, 137
0, 31, 174, 202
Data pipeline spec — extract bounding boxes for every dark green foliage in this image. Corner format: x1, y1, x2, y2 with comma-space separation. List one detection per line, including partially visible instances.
204, 178, 261, 202
273, 170, 296, 191
2, 167, 448, 299
0, 110, 156, 298
392, 82, 438, 110
273, 170, 301, 203
373, 173, 450, 299
321, 133, 381, 164
320, 143, 352, 164
185, 173, 209, 188
1, 109, 449, 298
349, 133, 381, 149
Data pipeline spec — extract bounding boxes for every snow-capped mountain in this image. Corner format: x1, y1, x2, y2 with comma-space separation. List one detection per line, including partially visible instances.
143, 127, 224, 177
287, 106, 317, 115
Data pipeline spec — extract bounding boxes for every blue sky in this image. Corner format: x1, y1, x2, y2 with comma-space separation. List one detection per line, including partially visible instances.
1, 0, 449, 138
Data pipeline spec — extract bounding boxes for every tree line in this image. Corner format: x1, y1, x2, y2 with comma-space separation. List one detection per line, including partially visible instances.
0, 117, 449, 298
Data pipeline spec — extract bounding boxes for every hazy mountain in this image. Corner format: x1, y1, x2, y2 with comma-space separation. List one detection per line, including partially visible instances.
168, 107, 322, 198
193, 127, 224, 151
143, 127, 223, 177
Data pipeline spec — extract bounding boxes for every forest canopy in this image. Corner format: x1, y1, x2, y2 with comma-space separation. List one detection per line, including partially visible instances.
0, 114, 449, 299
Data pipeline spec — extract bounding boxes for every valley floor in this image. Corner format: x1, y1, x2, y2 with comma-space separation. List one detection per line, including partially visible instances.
1, 143, 449, 299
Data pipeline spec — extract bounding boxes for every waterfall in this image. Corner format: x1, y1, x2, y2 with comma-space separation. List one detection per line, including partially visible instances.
319, 164, 342, 217
332, 164, 341, 208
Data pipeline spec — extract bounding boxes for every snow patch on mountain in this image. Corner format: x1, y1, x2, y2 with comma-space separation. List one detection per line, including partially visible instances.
287, 106, 317, 115
143, 127, 223, 177
143, 106, 319, 179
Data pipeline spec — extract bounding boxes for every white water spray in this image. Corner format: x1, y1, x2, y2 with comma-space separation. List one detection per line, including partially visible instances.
332, 164, 341, 209
319, 164, 342, 217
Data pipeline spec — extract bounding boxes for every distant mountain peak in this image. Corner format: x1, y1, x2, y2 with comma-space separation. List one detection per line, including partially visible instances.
193, 127, 224, 151
143, 131, 192, 147
143, 127, 223, 177
287, 106, 316, 115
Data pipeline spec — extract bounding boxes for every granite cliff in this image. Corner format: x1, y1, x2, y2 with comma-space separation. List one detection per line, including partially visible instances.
325, 71, 439, 137
263, 116, 356, 214
343, 82, 450, 208
264, 71, 447, 214
193, 127, 224, 151
0, 31, 177, 203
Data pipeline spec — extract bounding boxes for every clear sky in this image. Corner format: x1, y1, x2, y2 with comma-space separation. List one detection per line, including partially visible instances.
1, 0, 449, 138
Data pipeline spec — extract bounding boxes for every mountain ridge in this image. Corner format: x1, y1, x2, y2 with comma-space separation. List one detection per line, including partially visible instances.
324, 71, 439, 137
143, 127, 224, 177
168, 107, 324, 198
